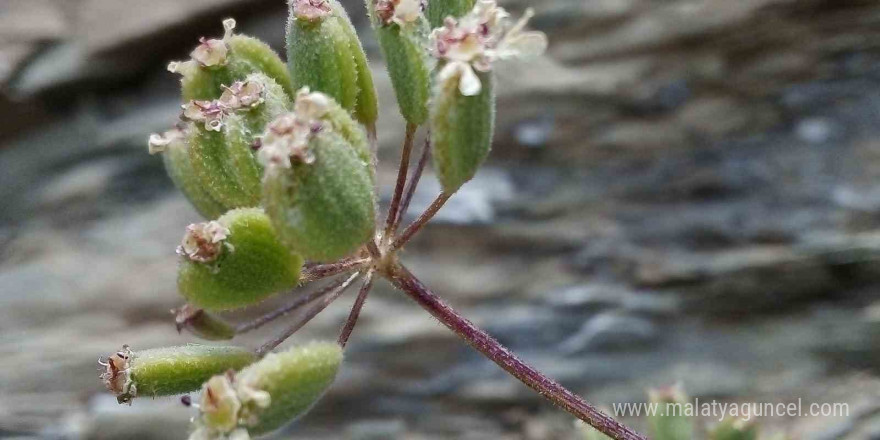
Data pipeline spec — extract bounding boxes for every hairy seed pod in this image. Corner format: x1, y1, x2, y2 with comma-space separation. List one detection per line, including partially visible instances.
648, 385, 694, 440
174, 304, 236, 341
172, 19, 294, 102
177, 208, 304, 311
426, 0, 475, 29
330, 0, 379, 126
430, 69, 495, 192
188, 342, 342, 439
185, 74, 291, 208
262, 129, 375, 261
709, 418, 758, 440
286, 2, 360, 116
99, 344, 255, 404
150, 128, 228, 219
371, 3, 432, 125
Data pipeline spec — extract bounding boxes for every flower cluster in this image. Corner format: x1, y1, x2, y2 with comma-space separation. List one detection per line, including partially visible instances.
375, 0, 424, 27
188, 370, 271, 440
431, 0, 547, 95
178, 221, 231, 263
256, 88, 330, 168
292, 0, 331, 21
181, 79, 265, 131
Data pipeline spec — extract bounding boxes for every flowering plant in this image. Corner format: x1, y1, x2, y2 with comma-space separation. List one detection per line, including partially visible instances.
99, 1, 646, 439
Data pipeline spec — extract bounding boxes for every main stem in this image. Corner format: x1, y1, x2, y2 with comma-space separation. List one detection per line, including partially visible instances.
384, 263, 647, 440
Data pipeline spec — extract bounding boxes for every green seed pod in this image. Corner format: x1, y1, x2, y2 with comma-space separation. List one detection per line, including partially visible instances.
188, 342, 342, 439
426, 0, 475, 29
99, 344, 255, 404
709, 418, 758, 440
174, 304, 236, 341
647, 385, 694, 440
177, 208, 304, 311
286, 1, 360, 116
430, 68, 495, 192
171, 19, 295, 102
261, 126, 376, 261
294, 87, 372, 169
370, 0, 433, 125
330, 0, 379, 126
185, 74, 291, 208
149, 128, 228, 219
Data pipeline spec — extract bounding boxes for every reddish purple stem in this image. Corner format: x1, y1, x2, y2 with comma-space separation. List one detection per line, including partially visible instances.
385, 264, 647, 440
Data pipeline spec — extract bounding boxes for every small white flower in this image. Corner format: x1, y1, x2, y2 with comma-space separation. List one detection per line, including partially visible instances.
182, 100, 229, 132
199, 374, 242, 432
430, 0, 546, 96
376, 0, 424, 26
147, 127, 186, 155
189, 19, 236, 67
293, 87, 330, 120
178, 221, 230, 263
234, 365, 272, 410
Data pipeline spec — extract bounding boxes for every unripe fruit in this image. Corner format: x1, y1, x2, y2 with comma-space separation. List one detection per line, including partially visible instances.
185, 74, 291, 209
286, 0, 378, 125
262, 129, 376, 261
370, 0, 432, 125
426, 0, 475, 29
171, 19, 295, 102
177, 208, 304, 311
99, 344, 255, 404
188, 342, 342, 439
430, 69, 495, 192
149, 128, 228, 219
174, 304, 236, 341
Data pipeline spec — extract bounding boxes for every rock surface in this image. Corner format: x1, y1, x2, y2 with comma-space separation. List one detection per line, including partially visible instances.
2, 0, 880, 439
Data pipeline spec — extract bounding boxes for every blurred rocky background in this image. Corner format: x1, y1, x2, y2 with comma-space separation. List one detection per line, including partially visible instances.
2, 0, 880, 438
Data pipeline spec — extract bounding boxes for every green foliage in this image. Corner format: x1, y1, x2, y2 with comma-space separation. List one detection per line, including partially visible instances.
430, 70, 495, 192
262, 130, 376, 261
178, 208, 304, 310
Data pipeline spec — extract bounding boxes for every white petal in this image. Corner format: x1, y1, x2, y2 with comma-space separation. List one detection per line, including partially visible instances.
458, 64, 482, 96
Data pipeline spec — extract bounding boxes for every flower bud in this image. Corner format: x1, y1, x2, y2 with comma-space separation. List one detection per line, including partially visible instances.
171, 19, 295, 102
188, 342, 342, 439
99, 344, 255, 404
261, 124, 376, 261
709, 418, 758, 440
185, 74, 291, 209
149, 127, 228, 219
426, 0, 475, 28
286, 0, 378, 125
430, 68, 495, 192
370, 0, 433, 125
174, 304, 236, 341
177, 208, 304, 311
647, 384, 694, 440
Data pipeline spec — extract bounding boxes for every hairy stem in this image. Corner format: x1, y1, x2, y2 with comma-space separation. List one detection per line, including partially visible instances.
236, 276, 352, 334
337, 271, 374, 348
390, 192, 451, 251
393, 134, 431, 234
384, 123, 417, 242
384, 264, 647, 440
300, 258, 369, 284
257, 273, 360, 356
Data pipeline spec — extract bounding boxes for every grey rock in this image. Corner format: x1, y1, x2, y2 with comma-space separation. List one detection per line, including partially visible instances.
558, 312, 659, 354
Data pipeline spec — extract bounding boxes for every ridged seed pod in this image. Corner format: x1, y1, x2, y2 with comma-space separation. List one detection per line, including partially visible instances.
99, 344, 255, 404
177, 208, 304, 311
149, 128, 228, 219
262, 129, 376, 261
648, 385, 694, 440
175, 304, 236, 341
426, 0, 475, 29
173, 19, 295, 102
430, 69, 495, 192
330, 0, 379, 126
188, 342, 342, 439
185, 74, 291, 209
371, 1, 432, 125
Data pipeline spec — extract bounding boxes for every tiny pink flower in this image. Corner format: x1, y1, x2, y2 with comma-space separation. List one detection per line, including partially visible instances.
178, 221, 230, 263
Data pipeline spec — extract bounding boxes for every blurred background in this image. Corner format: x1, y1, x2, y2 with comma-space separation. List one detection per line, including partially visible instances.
2, 0, 880, 438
